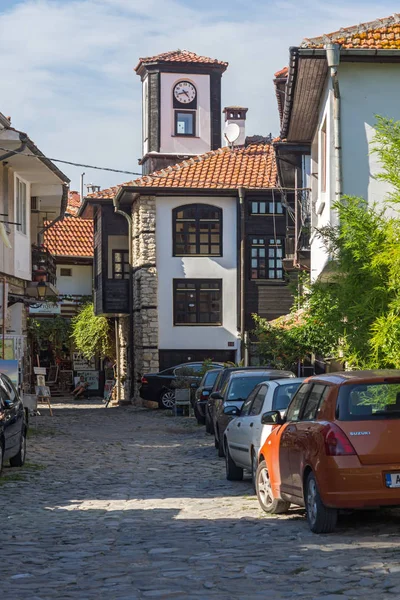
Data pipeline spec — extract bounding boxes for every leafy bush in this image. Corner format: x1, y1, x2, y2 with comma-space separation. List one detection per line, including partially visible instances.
71, 303, 115, 360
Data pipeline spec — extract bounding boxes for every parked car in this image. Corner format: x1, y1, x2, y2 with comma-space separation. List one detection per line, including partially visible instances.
0, 373, 28, 474
140, 362, 223, 409
224, 378, 304, 485
256, 370, 400, 534
212, 369, 295, 457
205, 366, 292, 434
193, 368, 223, 425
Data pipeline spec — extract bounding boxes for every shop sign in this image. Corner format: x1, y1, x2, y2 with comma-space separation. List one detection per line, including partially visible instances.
76, 370, 99, 390
29, 302, 61, 315
73, 352, 96, 371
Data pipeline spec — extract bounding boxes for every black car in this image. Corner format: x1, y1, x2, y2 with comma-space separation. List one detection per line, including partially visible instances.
211, 369, 295, 456
140, 362, 224, 409
205, 366, 293, 434
0, 373, 27, 473
193, 369, 222, 425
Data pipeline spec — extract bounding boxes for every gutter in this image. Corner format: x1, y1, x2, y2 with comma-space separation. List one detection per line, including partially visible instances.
238, 187, 247, 365
325, 44, 342, 203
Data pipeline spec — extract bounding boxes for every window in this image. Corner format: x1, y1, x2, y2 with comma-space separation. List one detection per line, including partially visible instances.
301, 384, 328, 421
337, 382, 400, 421
250, 385, 268, 416
272, 382, 303, 411
204, 370, 220, 387
227, 375, 271, 402
16, 176, 27, 234
175, 111, 195, 136
112, 250, 129, 280
174, 279, 222, 325
241, 387, 259, 416
173, 204, 222, 256
251, 200, 283, 215
60, 268, 72, 277
286, 383, 312, 422
251, 238, 284, 280
321, 119, 327, 193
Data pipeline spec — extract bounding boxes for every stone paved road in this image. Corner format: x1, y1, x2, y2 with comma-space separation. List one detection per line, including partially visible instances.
2, 400, 400, 600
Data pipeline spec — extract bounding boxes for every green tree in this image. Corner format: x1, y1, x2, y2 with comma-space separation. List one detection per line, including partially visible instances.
71, 303, 115, 360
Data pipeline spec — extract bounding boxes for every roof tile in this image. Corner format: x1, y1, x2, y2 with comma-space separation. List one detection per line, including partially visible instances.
135, 49, 228, 71
87, 143, 277, 200
44, 217, 93, 258
301, 14, 400, 49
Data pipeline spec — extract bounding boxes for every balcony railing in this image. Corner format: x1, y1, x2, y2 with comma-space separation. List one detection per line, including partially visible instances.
32, 244, 57, 286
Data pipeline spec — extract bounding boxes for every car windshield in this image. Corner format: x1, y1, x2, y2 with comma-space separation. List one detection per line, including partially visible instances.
227, 375, 270, 402
272, 382, 303, 411
204, 370, 220, 386
338, 382, 400, 420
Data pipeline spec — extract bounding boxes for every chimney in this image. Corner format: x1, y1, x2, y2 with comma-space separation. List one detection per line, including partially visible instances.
86, 184, 101, 194
223, 106, 248, 146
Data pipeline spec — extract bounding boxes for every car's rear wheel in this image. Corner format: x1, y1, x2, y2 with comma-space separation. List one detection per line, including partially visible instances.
216, 426, 224, 457
305, 472, 337, 534
194, 404, 205, 426
205, 409, 214, 434
159, 390, 175, 410
256, 460, 290, 514
10, 428, 26, 468
225, 440, 243, 481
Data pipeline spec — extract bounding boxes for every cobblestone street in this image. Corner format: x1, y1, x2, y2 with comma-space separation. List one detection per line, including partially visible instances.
2, 401, 400, 599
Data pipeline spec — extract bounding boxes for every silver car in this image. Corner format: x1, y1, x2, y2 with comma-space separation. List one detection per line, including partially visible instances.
223, 378, 305, 486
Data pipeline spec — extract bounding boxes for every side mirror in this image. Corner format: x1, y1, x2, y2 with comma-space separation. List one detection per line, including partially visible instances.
223, 405, 240, 416
210, 392, 223, 400
261, 410, 284, 425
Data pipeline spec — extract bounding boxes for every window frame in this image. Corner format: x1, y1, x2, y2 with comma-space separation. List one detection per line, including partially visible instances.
251, 200, 284, 215
174, 110, 196, 137
173, 204, 222, 257
300, 384, 329, 421
112, 249, 129, 280
60, 268, 72, 277
250, 237, 284, 280
249, 384, 268, 416
173, 279, 222, 326
15, 175, 28, 235
285, 383, 313, 422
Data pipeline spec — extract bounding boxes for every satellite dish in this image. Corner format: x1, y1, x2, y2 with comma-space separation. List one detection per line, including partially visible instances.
224, 122, 240, 144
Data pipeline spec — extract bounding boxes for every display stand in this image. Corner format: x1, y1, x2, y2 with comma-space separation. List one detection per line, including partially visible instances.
34, 365, 53, 416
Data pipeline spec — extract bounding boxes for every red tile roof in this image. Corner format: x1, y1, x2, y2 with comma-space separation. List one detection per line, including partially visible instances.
135, 49, 228, 71
301, 14, 400, 49
67, 191, 81, 216
87, 143, 278, 199
44, 216, 93, 258
274, 66, 288, 78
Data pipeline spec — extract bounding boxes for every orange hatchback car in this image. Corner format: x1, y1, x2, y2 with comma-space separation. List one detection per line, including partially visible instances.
256, 370, 400, 533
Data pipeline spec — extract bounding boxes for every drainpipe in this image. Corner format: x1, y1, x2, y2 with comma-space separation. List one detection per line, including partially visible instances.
238, 187, 247, 365
113, 193, 137, 403
325, 43, 342, 204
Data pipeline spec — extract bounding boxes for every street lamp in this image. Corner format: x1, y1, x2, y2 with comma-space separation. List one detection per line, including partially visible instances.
37, 281, 47, 300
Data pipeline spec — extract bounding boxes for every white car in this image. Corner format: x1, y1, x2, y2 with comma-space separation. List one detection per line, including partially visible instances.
223, 377, 305, 485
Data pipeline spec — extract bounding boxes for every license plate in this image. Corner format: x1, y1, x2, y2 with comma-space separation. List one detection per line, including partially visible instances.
385, 473, 400, 488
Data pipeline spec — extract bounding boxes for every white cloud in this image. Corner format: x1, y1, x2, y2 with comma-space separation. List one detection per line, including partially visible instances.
0, 0, 399, 189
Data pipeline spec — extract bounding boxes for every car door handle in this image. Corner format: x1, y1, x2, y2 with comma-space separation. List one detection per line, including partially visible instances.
250, 423, 254, 428
237, 422, 241, 427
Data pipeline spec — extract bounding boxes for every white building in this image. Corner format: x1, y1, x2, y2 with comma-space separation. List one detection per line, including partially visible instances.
278, 14, 400, 280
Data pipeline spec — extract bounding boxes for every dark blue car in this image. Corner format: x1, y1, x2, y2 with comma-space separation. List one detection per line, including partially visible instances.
0, 373, 27, 473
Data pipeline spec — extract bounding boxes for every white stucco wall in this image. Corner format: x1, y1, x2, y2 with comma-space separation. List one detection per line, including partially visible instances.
310, 61, 400, 280
56, 264, 93, 296
159, 73, 211, 155
14, 173, 31, 281
156, 195, 238, 350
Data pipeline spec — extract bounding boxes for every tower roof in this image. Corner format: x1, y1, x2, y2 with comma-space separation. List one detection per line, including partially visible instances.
135, 49, 228, 75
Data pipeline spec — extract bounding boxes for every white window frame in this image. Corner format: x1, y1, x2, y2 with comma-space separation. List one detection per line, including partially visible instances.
15, 174, 28, 235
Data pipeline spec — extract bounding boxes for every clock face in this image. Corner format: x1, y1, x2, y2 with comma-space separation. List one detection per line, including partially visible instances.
174, 81, 196, 104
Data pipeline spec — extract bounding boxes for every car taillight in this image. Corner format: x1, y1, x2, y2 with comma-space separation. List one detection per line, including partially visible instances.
141, 376, 148, 384
201, 391, 210, 400
322, 423, 356, 456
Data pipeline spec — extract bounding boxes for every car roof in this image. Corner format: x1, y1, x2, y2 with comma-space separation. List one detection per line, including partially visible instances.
272, 377, 305, 385
228, 370, 294, 379
305, 370, 400, 385
172, 362, 224, 369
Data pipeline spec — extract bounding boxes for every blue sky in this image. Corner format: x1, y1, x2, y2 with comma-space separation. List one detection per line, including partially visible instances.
0, 0, 399, 191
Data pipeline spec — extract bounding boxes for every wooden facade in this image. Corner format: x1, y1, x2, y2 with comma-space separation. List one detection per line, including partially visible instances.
93, 204, 129, 316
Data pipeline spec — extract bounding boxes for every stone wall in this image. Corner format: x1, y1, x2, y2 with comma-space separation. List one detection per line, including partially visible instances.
131, 195, 159, 401
116, 316, 130, 402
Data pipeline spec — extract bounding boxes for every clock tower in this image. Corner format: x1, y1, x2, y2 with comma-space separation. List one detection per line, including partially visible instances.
135, 50, 228, 174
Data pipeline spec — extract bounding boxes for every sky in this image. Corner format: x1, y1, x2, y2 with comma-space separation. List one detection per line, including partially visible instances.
0, 0, 399, 192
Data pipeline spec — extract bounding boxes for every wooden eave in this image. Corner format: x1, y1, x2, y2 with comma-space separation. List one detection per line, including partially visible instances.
282, 48, 400, 143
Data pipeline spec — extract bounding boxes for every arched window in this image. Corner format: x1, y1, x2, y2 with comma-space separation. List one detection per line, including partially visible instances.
173, 204, 222, 256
